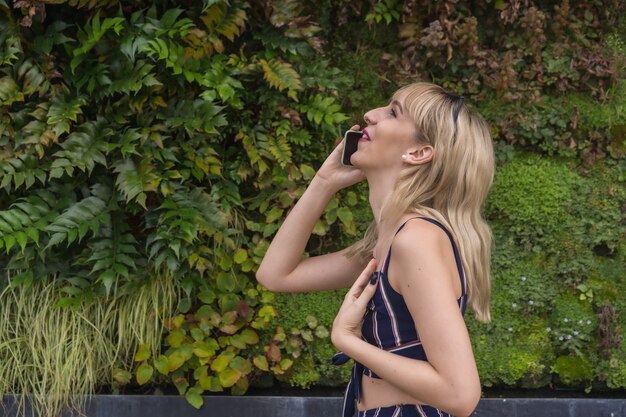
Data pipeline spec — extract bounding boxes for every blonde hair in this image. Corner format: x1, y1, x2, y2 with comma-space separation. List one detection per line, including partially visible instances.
349, 82, 494, 322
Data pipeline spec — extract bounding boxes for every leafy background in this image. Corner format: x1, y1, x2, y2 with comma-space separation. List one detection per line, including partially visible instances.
0, 0, 625, 413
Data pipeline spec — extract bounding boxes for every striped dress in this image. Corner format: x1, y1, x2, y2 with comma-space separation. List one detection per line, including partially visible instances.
333, 217, 468, 417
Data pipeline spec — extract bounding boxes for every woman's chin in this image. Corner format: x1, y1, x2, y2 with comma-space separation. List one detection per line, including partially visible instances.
350, 152, 363, 167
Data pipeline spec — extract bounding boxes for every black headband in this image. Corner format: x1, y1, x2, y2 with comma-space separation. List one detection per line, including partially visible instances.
441, 90, 465, 144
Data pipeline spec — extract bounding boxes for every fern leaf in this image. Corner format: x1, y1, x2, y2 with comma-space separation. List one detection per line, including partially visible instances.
0, 152, 47, 192
160, 99, 227, 135
201, 2, 247, 43
49, 119, 113, 178
68, 0, 119, 10
103, 60, 161, 97
33, 21, 74, 55
17, 59, 51, 97
0, 196, 52, 253
47, 95, 88, 138
267, 136, 292, 167
0, 76, 24, 105
0, 19, 22, 66
301, 94, 348, 128
259, 58, 302, 99
44, 195, 109, 250
0, 196, 50, 253
87, 213, 139, 294
147, 8, 195, 38
113, 158, 159, 209
146, 186, 227, 272
71, 12, 125, 72
20, 117, 57, 151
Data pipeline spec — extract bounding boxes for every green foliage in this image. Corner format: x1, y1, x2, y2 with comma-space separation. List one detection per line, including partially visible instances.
552, 355, 594, 387
272, 290, 346, 388
365, 0, 402, 25
475, 156, 626, 390
486, 154, 578, 249
0, 0, 361, 410
1, 0, 625, 411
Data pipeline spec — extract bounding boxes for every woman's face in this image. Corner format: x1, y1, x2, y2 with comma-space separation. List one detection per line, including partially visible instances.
351, 92, 421, 171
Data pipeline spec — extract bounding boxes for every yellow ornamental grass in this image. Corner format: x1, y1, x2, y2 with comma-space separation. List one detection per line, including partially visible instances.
0, 273, 179, 417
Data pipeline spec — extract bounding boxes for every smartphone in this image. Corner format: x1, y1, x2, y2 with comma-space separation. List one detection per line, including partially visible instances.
341, 130, 363, 166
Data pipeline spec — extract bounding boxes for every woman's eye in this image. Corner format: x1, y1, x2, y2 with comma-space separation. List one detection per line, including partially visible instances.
389, 109, 397, 117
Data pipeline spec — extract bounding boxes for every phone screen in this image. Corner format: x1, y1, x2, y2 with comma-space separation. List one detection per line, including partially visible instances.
342, 130, 363, 166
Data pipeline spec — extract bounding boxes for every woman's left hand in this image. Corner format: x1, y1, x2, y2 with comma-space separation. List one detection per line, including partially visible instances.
331, 259, 379, 351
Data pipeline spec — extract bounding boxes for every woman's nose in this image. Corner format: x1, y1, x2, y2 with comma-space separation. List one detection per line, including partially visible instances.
363, 110, 375, 125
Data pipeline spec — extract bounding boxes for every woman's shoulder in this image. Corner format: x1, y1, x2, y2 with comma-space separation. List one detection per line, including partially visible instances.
392, 216, 451, 259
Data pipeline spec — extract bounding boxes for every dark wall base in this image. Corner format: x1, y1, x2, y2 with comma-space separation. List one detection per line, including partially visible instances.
3, 395, 626, 417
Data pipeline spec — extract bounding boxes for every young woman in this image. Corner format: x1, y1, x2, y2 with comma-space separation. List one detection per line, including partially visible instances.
256, 82, 494, 417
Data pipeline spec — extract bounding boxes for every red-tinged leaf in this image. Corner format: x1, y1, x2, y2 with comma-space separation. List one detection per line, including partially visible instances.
222, 311, 237, 325
174, 377, 189, 395
112, 368, 131, 385
236, 300, 251, 319
220, 324, 240, 334
266, 343, 281, 363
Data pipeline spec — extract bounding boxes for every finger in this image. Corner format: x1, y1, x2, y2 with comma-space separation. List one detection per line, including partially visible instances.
347, 259, 378, 298
350, 124, 361, 131
353, 273, 378, 306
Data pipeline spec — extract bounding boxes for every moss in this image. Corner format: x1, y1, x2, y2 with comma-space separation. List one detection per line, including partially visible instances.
273, 290, 344, 331
491, 249, 558, 321
553, 355, 594, 386
273, 290, 348, 387
562, 80, 626, 132
471, 320, 553, 387
486, 154, 579, 249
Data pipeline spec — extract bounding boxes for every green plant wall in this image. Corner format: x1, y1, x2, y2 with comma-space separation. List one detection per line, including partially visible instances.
0, 0, 625, 412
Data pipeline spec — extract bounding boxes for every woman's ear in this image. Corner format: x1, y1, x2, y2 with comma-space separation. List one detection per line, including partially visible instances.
404, 145, 434, 165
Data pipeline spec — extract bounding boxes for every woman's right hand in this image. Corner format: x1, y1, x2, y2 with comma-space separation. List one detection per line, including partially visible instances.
314, 124, 366, 193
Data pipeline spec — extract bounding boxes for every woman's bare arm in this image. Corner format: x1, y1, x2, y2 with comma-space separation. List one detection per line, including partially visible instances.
256, 134, 368, 292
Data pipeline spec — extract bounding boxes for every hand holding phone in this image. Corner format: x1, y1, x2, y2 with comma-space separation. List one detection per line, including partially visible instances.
341, 130, 363, 166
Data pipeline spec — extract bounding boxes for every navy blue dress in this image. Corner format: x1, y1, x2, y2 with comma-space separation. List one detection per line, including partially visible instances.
333, 217, 468, 417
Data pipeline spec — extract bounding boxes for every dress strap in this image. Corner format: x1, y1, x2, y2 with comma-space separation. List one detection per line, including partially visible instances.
379, 217, 423, 276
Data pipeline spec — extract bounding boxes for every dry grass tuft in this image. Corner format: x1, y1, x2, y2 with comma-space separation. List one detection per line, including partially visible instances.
0, 274, 179, 417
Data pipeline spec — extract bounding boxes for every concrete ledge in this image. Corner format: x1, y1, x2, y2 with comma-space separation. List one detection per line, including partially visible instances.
3, 394, 626, 417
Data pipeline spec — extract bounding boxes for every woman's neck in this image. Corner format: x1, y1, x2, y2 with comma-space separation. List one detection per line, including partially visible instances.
367, 174, 399, 226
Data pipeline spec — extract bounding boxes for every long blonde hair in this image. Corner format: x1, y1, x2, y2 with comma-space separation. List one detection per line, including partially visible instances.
349, 82, 494, 322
